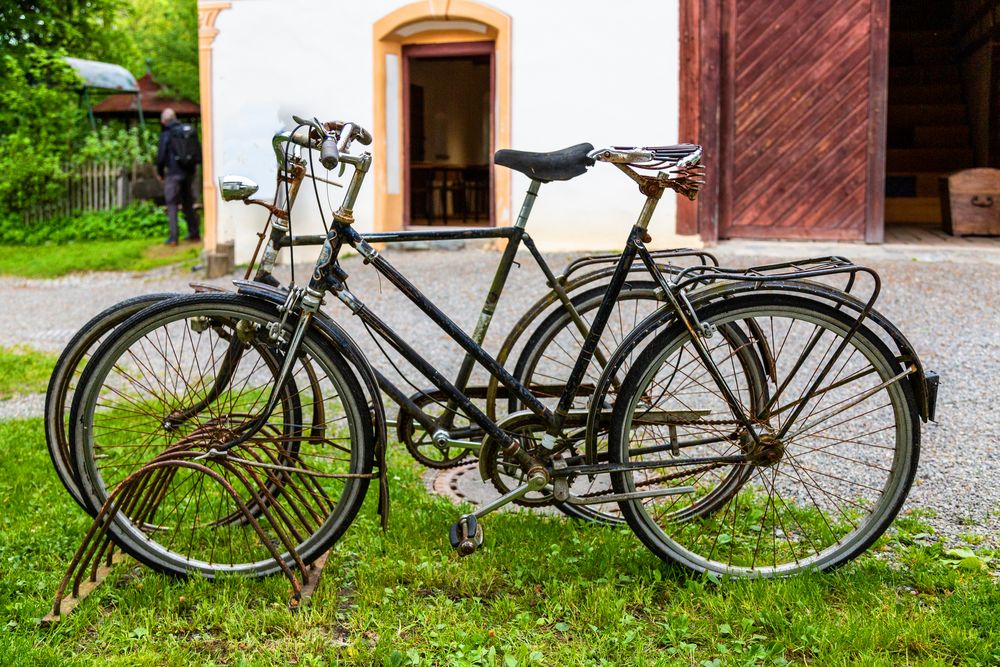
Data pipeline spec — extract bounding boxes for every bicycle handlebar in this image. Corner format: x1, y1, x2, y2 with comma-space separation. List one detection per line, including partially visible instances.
275, 117, 373, 168
319, 135, 340, 170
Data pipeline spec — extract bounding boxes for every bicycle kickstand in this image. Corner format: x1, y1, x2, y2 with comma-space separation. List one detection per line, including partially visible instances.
448, 469, 548, 556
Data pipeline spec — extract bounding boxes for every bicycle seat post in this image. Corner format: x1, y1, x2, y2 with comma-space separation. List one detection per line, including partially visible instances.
513, 179, 542, 228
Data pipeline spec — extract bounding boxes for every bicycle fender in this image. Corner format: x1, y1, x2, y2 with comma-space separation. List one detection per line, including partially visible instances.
583, 279, 936, 463
233, 281, 391, 525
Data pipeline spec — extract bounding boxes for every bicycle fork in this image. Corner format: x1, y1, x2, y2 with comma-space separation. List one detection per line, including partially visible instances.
195, 286, 323, 460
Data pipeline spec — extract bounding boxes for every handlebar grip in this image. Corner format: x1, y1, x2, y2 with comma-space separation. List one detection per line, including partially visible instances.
355, 127, 373, 146
319, 136, 340, 170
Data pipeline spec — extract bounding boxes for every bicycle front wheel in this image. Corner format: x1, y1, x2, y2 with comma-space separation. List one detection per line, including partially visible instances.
610, 293, 919, 577
71, 293, 374, 578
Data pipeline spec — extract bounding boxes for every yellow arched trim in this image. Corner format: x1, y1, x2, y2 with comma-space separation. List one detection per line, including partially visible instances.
197, 1, 231, 252
372, 1, 512, 232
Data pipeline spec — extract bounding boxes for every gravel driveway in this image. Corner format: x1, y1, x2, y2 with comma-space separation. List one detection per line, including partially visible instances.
1, 241, 996, 545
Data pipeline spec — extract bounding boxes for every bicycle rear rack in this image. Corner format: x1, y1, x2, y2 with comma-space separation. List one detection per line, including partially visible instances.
561, 248, 719, 282
671, 256, 869, 294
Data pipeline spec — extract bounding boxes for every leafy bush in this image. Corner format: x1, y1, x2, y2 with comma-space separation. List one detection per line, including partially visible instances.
0, 47, 82, 213
77, 124, 158, 167
0, 201, 169, 245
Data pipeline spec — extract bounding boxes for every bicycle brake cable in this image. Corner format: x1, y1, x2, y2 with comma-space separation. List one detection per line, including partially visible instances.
305, 137, 330, 235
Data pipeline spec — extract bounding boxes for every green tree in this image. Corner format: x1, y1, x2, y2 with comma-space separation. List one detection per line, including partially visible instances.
0, 47, 82, 212
121, 0, 200, 102
0, 1, 128, 61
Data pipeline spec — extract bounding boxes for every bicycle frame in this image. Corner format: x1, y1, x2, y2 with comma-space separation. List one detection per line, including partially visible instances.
291, 150, 765, 473
249, 153, 716, 452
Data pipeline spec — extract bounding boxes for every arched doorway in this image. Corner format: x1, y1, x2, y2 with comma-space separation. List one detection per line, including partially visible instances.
373, 1, 511, 232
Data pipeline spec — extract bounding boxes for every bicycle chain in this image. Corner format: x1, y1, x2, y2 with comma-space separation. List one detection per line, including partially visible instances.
574, 462, 731, 499
635, 417, 742, 427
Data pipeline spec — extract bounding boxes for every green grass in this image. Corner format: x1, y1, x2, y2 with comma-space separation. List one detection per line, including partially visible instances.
0, 346, 58, 400
0, 239, 200, 278
0, 417, 996, 666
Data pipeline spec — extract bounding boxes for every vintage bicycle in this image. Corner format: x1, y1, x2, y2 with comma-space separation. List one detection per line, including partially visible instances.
56, 117, 938, 588
45, 122, 718, 526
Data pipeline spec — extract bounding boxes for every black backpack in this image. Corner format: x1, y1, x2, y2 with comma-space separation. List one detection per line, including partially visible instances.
169, 123, 200, 170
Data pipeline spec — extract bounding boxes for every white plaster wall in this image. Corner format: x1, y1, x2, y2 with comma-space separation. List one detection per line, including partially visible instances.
210, 0, 690, 263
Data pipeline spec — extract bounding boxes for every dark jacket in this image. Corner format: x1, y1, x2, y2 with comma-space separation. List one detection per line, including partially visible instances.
156, 120, 201, 178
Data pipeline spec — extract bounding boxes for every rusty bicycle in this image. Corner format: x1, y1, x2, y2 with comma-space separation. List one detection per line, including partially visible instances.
57, 116, 938, 586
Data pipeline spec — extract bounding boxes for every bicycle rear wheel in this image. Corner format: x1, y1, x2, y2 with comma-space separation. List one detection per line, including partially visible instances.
71, 293, 374, 578
513, 283, 767, 524
610, 293, 919, 577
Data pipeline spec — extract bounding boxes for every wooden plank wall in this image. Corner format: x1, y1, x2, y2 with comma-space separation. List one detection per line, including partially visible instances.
718, 0, 886, 241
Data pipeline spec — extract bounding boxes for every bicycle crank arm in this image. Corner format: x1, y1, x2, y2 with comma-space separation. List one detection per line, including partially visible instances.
565, 486, 695, 505
429, 428, 482, 453
441, 437, 481, 451
474, 469, 548, 519
449, 469, 548, 556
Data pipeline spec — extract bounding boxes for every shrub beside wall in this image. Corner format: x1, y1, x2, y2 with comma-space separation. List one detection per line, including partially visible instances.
0, 202, 169, 245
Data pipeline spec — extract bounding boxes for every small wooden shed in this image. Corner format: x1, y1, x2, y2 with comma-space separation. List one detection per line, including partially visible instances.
91, 72, 200, 125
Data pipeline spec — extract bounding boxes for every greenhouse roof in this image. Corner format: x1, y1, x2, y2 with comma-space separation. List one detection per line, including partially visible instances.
64, 57, 139, 92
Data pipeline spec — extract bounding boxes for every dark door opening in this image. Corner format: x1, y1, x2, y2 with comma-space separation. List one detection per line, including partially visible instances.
403, 42, 494, 227
884, 1, 999, 237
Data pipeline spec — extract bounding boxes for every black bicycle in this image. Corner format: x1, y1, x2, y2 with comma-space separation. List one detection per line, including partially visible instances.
61, 117, 938, 581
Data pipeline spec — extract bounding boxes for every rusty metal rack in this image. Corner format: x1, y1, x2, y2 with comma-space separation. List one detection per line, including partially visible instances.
670, 255, 877, 302
560, 247, 719, 281
44, 449, 360, 624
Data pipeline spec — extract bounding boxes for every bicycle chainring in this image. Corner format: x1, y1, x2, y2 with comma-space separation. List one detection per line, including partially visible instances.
478, 411, 583, 508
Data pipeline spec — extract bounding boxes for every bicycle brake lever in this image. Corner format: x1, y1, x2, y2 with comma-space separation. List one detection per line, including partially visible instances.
290, 115, 328, 142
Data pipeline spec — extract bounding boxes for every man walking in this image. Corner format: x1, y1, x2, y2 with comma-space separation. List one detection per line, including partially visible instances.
156, 108, 201, 245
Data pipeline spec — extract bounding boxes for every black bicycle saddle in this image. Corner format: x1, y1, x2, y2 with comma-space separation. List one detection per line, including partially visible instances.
493, 143, 595, 183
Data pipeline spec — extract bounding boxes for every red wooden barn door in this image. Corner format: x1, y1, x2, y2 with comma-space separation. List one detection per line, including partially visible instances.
716, 0, 889, 241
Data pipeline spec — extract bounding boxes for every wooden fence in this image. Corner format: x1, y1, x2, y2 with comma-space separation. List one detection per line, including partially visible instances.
22, 162, 143, 224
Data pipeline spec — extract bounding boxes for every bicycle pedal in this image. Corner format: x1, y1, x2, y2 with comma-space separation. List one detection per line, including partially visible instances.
448, 514, 484, 556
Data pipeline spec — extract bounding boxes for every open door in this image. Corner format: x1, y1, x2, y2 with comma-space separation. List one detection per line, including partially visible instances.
403, 41, 494, 227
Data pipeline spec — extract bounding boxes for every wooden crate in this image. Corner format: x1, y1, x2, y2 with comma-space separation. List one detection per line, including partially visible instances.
940, 168, 1000, 236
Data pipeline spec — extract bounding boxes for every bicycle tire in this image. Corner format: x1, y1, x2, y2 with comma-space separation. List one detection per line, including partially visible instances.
609, 293, 920, 577
45, 293, 178, 512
